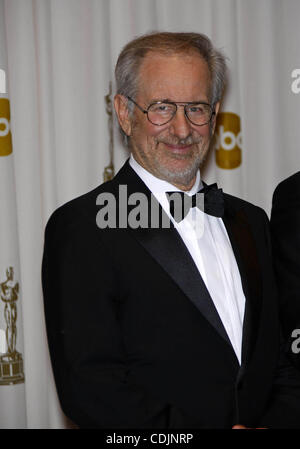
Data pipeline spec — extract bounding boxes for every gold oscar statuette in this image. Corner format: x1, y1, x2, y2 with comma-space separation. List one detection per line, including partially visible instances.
0, 267, 25, 385
103, 82, 115, 182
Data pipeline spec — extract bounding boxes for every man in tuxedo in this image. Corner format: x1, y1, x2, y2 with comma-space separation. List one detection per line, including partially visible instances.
271, 172, 300, 366
42, 32, 300, 428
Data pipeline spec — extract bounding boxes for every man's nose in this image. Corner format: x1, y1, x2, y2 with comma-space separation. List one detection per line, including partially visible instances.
169, 106, 192, 139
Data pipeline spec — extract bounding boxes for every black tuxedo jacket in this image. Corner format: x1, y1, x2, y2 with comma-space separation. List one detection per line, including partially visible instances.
42, 161, 300, 428
271, 172, 300, 345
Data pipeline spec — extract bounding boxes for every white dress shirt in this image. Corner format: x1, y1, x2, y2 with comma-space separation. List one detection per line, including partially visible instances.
129, 155, 245, 364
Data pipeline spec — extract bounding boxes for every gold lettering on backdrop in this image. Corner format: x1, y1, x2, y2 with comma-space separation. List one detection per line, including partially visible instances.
215, 112, 242, 169
103, 82, 115, 182
0, 99, 13, 157
0, 267, 25, 385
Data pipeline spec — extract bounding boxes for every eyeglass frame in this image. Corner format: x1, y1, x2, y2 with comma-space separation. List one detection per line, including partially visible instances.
126, 96, 216, 127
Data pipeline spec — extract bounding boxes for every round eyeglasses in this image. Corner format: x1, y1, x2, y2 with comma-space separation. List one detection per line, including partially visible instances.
127, 96, 215, 126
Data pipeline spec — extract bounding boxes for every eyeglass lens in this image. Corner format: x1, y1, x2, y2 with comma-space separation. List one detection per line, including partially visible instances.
147, 103, 212, 126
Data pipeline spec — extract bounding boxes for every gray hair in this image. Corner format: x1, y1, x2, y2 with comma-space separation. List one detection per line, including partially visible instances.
114, 31, 227, 145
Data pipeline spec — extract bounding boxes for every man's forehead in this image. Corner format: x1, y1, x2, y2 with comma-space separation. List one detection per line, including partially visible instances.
137, 51, 211, 100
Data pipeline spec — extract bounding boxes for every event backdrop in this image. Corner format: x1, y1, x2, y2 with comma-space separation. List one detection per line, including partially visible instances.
0, 0, 299, 428
0, 3, 26, 427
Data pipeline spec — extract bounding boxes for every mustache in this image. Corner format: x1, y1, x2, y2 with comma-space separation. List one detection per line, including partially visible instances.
156, 135, 202, 146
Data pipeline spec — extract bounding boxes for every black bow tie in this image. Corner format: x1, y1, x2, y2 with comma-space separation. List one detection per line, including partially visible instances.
166, 183, 224, 223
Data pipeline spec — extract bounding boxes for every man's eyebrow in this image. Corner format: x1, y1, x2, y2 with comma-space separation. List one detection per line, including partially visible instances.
149, 98, 207, 104
148, 98, 171, 103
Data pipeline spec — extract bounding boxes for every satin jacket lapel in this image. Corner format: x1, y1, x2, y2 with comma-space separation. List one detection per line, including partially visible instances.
113, 161, 232, 348
222, 197, 263, 369
133, 225, 232, 347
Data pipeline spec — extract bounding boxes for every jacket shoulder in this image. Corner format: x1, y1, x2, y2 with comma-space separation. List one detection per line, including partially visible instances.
272, 171, 300, 204
44, 179, 115, 237
224, 192, 268, 220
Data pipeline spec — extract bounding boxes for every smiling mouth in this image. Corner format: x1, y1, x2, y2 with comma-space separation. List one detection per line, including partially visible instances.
162, 143, 195, 157
161, 142, 194, 151
166, 143, 192, 148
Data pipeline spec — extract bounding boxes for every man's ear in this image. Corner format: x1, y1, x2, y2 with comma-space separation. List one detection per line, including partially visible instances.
211, 101, 220, 134
114, 94, 132, 136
